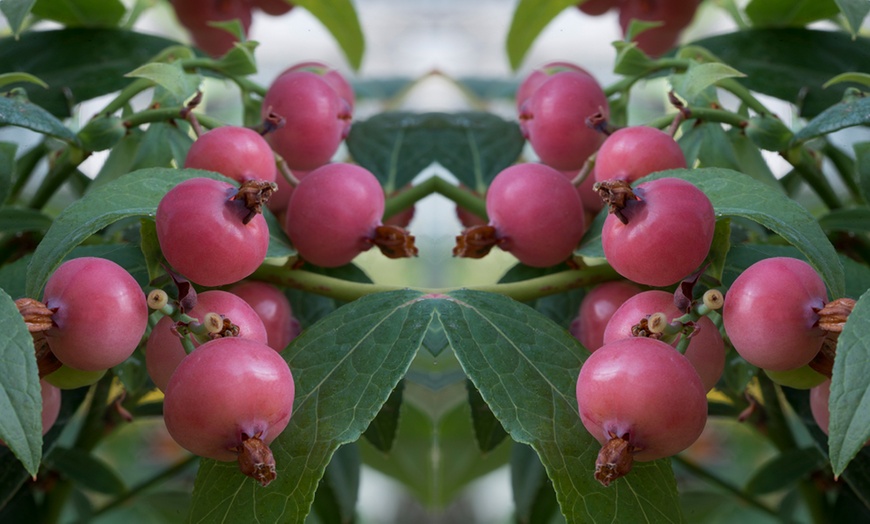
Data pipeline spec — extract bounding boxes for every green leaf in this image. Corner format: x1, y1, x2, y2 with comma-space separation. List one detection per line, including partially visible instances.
125, 62, 201, 102
745, 0, 840, 27
346, 112, 524, 194
646, 167, 846, 298
0, 73, 46, 89
690, 29, 870, 117
512, 443, 562, 524
829, 288, 870, 476
819, 207, 870, 234
824, 72, 870, 88
128, 123, 193, 171
311, 443, 359, 524
467, 379, 508, 453
31, 0, 125, 27
707, 218, 731, 284
0, 0, 36, 37
744, 447, 825, 495
671, 62, 745, 102
24, 167, 235, 298
0, 288, 42, 477
0, 142, 18, 204
187, 290, 430, 522
442, 290, 685, 522
0, 96, 77, 143
362, 380, 403, 453
0, 29, 187, 117
291, 0, 364, 70
47, 447, 126, 495
0, 206, 51, 234
793, 95, 870, 143
505, 0, 582, 70
836, 0, 870, 35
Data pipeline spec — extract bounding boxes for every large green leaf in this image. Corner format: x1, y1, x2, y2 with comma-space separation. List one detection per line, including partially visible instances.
0, 96, 77, 143
745, 0, 840, 27
836, 0, 870, 35
291, 0, 364, 70
0, 0, 35, 37
442, 290, 685, 523
829, 288, 870, 476
0, 29, 185, 117
645, 168, 845, 298
25, 168, 289, 298
345, 111, 524, 194
690, 29, 870, 117
505, 0, 581, 70
31, 0, 125, 27
793, 95, 870, 143
187, 290, 430, 522
0, 288, 42, 477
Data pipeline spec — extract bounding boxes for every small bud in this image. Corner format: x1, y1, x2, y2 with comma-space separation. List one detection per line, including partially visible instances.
702, 289, 724, 311
147, 289, 170, 310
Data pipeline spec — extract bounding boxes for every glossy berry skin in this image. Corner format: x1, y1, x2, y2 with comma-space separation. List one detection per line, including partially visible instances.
229, 281, 301, 352
282, 61, 355, 113
570, 281, 642, 352
163, 337, 294, 462
723, 257, 827, 371
594, 126, 686, 184
516, 61, 589, 112
171, 0, 252, 57
145, 290, 268, 392
576, 337, 708, 461
262, 71, 350, 171
562, 168, 604, 217
487, 163, 586, 267
285, 163, 384, 267
521, 71, 609, 171
156, 177, 269, 287
602, 290, 725, 391
43, 257, 148, 371
184, 126, 276, 184
601, 177, 715, 287
40, 380, 61, 435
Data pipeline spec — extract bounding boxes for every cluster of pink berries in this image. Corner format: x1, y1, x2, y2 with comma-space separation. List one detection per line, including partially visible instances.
171, 0, 295, 57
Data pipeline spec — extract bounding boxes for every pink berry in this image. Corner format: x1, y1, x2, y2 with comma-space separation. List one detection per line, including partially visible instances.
284, 163, 384, 267
516, 61, 589, 112
723, 257, 827, 371
43, 257, 148, 371
155, 177, 270, 287
570, 281, 642, 352
486, 163, 586, 267
594, 126, 686, 185
184, 126, 276, 184
171, 0, 252, 58
601, 177, 715, 287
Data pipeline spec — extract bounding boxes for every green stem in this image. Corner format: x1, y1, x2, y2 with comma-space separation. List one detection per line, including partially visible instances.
85, 455, 199, 521
122, 107, 224, 130
383, 175, 488, 224
9, 141, 48, 202
783, 148, 843, 210
672, 455, 778, 517
253, 264, 619, 303
99, 78, 154, 116
822, 140, 864, 204
758, 374, 830, 524
644, 106, 748, 131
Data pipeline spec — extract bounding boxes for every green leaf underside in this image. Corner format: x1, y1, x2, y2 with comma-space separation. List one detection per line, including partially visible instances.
690, 29, 870, 117
25, 168, 242, 298
0, 0, 36, 37
345, 111, 524, 194
0, 29, 186, 118
829, 289, 870, 476
291, 0, 365, 70
794, 96, 870, 142
441, 290, 685, 523
505, 0, 582, 70
0, 288, 42, 477
836, 0, 870, 35
0, 96, 77, 143
643, 168, 845, 298
187, 290, 431, 523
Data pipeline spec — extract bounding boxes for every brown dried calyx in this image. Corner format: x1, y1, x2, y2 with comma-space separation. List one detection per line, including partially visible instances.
595, 432, 640, 487
231, 180, 278, 225
631, 316, 663, 340
233, 432, 277, 487
816, 297, 856, 333
594, 179, 641, 225
373, 225, 418, 259
16, 298, 54, 332
453, 225, 499, 259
